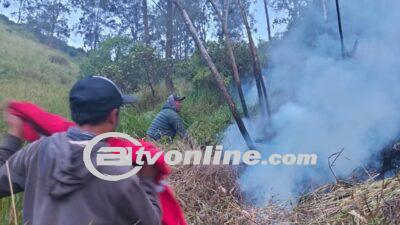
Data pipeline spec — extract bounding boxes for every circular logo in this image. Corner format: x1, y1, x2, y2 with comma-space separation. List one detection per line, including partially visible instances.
83, 132, 143, 181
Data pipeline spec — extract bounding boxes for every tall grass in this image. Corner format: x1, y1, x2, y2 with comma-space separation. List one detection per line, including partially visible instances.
0, 19, 78, 224
0, 22, 78, 85
118, 83, 231, 144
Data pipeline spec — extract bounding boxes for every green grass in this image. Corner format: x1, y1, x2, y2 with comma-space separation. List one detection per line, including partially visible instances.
182, 88, 231, 144
0, 22, 79, 85
118, 84, 231, 144
0, 19, 79, 225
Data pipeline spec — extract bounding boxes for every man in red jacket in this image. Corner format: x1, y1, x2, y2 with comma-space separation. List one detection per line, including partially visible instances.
0, 76, 161, 225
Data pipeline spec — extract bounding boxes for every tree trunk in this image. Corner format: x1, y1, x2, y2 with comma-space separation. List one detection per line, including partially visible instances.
165, 0, 176, 94
146, 67, 155, 97
209, 0, 249, 118
132, 8, 140, 41
237, 0, 271, 118
335, 0, 345, 58
321, 0, 328, 22
93, 23, 99, 49
173, 0, 255, 149
142, 0, 150, 45
142, 0, 154, 96
184, 33, 189, 59
93, 0, 101, 49
263, 0, 272, 41
17, 0, 26, 23
143, 58, 155, 98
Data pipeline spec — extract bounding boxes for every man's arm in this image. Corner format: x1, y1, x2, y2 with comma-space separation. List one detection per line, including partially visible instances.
118, 176, 162, 225
0, 131, 41, 198
0, 133, 31, 197
0, 112, 27, 197
0, 134, 22, 166
0, 112, 24, 166
169, 112, 194, 148
169, 112, 188, 140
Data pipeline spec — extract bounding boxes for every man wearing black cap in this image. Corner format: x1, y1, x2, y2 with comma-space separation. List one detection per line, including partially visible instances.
146, 94, 189, 143
0, 76, 161, 225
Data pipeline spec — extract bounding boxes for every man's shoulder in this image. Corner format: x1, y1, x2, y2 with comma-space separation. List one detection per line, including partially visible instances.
161, 108, 179, 117
39, 132, 68, 142
161, 107, 176, 113
35, 132, 69, 149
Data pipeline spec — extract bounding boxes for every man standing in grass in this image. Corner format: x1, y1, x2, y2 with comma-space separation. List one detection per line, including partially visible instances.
146, 94, 189, 143
0, 76, 161, 225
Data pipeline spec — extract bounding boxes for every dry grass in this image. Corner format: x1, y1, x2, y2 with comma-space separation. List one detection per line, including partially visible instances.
5, 161, 18, 225
291, 174, 400, 224
166, 142, 400, 225
163, 142, 260, 225
170, 164, 260, 224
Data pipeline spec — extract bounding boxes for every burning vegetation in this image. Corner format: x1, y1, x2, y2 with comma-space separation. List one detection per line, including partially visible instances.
168, 142, 400, 225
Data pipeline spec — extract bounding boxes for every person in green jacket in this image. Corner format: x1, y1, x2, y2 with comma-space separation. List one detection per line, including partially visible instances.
146, 94, 189, 142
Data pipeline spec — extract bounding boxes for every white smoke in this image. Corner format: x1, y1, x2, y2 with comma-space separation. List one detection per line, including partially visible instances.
222, 0, 400, 203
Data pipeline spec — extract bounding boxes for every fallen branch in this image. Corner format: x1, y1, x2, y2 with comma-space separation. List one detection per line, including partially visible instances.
328, 148, 345, 184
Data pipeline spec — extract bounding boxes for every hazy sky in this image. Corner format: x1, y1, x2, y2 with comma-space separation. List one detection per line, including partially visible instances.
0, 0, 286, 48
251, 0, 287, 41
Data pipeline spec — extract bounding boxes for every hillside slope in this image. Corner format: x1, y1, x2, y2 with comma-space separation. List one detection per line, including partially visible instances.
0, 18, 82, 224
0, 18, 80, 123
0, 16, 79, 85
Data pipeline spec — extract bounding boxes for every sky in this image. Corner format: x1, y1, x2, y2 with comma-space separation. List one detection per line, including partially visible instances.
0, 0, 286, 48
251, 0, 287, 41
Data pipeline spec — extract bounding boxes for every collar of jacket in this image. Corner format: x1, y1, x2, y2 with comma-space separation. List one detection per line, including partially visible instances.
67, 127, 96, 141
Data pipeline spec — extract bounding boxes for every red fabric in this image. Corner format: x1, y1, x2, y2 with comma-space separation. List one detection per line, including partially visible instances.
7, 100, 187, 225
7, 101, 75, 142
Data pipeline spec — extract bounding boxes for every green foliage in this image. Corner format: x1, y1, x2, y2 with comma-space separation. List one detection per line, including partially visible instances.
25, 0, 70, 41
257, 39, 269, 68
0, 15, 85, 58
111, 77, 231, 144
79, 38, 256, 101
116, 85, 231, 145
80, 37, 166, 93
0, 194, 23, 225
270, 0, 308, 29
148, 40, 255, 91
181, 87, 231, 144
187, 40, 253, 88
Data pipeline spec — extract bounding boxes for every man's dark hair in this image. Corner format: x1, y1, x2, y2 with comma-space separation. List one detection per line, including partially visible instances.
71, 109, 118, 126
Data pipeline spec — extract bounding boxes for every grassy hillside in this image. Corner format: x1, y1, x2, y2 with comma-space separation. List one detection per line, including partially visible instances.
0, 17, 80, 225
0, 19, 79, 136
0, 20, 79, 84
0, 15, 80, 115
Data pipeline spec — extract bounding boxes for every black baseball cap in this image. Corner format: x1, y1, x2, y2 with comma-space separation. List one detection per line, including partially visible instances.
173, 95, 185, 101
69, 76, 137, 113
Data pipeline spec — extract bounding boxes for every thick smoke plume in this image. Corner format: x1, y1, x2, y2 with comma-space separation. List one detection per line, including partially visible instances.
222, 0, 400, 203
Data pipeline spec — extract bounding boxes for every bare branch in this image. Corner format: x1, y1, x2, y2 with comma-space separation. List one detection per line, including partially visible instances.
328, 148, 345, 184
